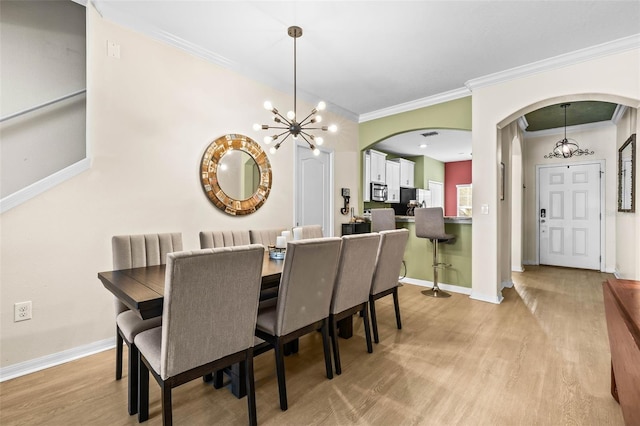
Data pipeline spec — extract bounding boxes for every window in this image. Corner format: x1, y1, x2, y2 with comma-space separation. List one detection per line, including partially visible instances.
457, 184, 472, 217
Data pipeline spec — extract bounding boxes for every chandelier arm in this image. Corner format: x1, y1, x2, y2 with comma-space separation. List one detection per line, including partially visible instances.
298, 133, 315, 149
272, 110, 293, 125
298, 112, 316, 126
263, 126, 290, 130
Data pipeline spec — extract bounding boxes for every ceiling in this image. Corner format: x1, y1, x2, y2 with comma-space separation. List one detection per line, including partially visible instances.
374, 129, 472, 163
524, 101, 618, 132
92, 1, 639, 161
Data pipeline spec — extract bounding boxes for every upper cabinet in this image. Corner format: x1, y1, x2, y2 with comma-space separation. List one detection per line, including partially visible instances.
391, 158, 415, 188
386, 160, 400, 203
369, 149, 387, 184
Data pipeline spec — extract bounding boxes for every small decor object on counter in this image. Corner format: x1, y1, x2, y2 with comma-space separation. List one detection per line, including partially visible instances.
292, 227, 303, 241
268, 245, 286, 260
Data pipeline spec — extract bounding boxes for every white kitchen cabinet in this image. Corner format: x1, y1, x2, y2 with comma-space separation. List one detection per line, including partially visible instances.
386, 160, 400, 203
391, 158, 415, 188
369, 149, 387, 184
363, 150, 371, 202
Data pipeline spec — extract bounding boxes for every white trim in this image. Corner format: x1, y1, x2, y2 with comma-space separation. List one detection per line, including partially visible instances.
399, 277, 472, 296
0, 158, 91, 214
611, 105, 629, 124
465, 34, 640, 91
522, 260, 538, 266
469, 291, 504, 304
501, 280, 514, 290
359, 87, 470, 123
523, 120, 615, 139
535, 160, 605, 270
0, 338, 114, 382
517, 116, 529, 132
512, 266, 525, 273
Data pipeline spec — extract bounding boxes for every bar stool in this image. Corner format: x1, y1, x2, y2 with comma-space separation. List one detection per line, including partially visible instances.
414, 207, 455, 298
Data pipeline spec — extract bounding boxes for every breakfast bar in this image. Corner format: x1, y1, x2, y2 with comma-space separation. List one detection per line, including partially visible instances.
395, 216, 472, 290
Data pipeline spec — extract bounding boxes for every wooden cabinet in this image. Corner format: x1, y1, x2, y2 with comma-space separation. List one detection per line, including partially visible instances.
369, 150, 386, 184
386, 160, 400, 203
602, 278, 640, 426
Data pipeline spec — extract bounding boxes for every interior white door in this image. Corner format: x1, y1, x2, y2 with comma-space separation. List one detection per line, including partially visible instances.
296, 145, 333, 236
538, 163, 601, 270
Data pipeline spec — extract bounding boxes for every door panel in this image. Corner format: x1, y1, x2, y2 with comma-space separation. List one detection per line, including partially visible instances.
296, 145, 332, 236
539, 163, 601, 270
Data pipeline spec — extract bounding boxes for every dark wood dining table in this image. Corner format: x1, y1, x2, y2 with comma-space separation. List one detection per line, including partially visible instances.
98, 251, 353, 399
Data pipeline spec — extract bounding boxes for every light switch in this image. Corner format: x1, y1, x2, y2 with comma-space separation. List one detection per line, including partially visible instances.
481, 204, 489, 214
107, 40, 120, 59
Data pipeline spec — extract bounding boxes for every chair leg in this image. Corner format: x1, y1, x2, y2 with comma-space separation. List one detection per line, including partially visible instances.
137, 354, 149, 423
369, 295, 380, 344
274, 339, 288, 411
116, 330, 123, 380
330, 316, 341, 375
128, 343, 139, 415
393, 288, 402, 330
245, 350, 257, 426
213, 370, 224, 389
321, 319, 334, 379
160, 383, 172, 426
362, 304, 373, 354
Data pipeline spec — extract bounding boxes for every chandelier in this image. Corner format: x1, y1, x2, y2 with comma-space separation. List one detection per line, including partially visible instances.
253, 26, 337, 156
544, 103, 594, 159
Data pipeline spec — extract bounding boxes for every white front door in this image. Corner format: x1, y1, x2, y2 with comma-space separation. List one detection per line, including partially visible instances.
295, 144, 333, 236
538, 163, 601, 270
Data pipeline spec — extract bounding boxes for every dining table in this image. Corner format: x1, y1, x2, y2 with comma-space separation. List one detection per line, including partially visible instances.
98, 250, 353, 399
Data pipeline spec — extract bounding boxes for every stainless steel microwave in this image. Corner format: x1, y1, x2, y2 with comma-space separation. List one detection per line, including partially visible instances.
370, 183, 388, 202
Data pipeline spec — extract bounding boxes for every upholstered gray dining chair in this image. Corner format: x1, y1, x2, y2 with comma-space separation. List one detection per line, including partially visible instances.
292, 224, 324, 239
369, 229, 409, 344
112, 232, 182, 415
135, 245, 264, 426
199, 230, 251, 248
329, 233, 381, 375
249, 227, 287, 247
255, 237, 341, 411
371, 208, 396, 232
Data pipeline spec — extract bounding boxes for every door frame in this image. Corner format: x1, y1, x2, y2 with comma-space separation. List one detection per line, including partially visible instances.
534, 159, 605, 270
294, 142, 335, 236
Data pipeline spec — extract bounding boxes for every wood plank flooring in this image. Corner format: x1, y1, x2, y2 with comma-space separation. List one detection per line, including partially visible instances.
0, 266, 624, 425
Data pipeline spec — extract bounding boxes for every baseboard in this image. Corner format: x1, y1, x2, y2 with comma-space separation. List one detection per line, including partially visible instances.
501, 280, 515, 290
512, 266, 525, 272
399, 277, 472, 295
0, 338, 114, 382
469, 291, 504, 304
522, 260, 537, 266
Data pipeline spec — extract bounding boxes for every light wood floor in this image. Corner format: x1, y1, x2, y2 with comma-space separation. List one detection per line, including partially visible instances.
0, 266, 624, 425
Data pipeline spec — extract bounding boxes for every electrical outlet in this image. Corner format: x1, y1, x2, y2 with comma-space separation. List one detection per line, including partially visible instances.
14, 301, 32, 322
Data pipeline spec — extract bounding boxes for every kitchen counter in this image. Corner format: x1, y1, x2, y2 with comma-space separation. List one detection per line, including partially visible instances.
395, 215, 472, 224
395, 216, 472, 289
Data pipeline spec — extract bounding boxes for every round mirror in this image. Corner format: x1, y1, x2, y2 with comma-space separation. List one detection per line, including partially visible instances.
200, 134, 272, 215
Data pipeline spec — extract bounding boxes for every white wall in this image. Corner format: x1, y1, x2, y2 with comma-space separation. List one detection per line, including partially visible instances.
471, 47, 640, 303
522, 124, 618, 271
615, 107, 639, 278
0, 6, 359, 368
0, 0, 86, 197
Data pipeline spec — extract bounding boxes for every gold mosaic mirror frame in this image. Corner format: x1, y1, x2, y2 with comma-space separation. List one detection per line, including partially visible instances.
200, 134, 272, 216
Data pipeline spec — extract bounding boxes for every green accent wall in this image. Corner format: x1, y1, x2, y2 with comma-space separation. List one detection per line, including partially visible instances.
397, 222, 472, 288
421, 155, 444, 188
359, 96, 472, 150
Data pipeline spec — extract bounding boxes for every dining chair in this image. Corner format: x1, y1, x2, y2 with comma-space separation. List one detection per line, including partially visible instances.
369, 229, 409, 344
135, 245, 264, 426
371, 208, 396, 232
254, 237, 341, 411
199, 230, 251, 248
249, 228, 287, 247
329, 233, 381, 375
112, 232, 182, 415
292, 224, 324, 239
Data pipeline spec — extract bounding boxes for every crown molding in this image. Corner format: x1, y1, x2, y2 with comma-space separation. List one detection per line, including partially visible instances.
611, 104, 629, 124
465, 34, 640, 91
523, 120, 615, 139
92, 1, 359, 123
358, 87, 471, 123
